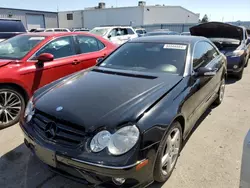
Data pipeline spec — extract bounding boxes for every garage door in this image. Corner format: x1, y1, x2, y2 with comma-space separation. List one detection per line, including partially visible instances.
26, 14, 45, 30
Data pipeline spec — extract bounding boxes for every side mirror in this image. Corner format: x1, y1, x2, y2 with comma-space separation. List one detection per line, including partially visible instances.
107, 34, 111, 39
195, 67, 217, 77
96, 57, 104, 65
37, 53, 54, 63
247, 38, 250, 45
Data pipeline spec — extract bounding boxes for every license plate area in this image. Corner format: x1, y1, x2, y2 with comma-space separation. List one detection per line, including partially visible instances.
34, 144, 56, 167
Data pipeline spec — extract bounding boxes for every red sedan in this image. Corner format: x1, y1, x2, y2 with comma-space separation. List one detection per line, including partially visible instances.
0, 32, 116, 128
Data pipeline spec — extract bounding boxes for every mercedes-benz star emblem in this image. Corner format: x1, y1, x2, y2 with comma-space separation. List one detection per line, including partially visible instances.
45, 122, 58, 139
56, 106, 63, 112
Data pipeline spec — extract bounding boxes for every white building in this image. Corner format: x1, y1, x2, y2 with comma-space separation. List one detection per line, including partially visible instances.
58, 10, 84, 29
59, 2, 200, 29
0, 7, 58, 30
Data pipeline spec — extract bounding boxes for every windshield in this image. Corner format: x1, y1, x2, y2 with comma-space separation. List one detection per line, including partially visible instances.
0, 35, 46, 59
90, 28, 110, 36
99, 42, 187, 75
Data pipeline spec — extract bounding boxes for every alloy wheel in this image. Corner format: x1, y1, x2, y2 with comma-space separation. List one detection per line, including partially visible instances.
161, 128, 181, 175
0, 91, 22, 126
219, 79, 225, 102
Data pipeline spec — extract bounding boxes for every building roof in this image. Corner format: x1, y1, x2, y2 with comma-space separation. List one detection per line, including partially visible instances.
0, 7, 57, 14
130, 35, 207, 45
83, 5, 199, 17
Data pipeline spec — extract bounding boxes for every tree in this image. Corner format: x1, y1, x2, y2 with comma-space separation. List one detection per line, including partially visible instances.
201, 14, 209, 23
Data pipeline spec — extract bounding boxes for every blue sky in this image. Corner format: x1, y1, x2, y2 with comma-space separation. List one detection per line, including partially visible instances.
1, 0, 249, 22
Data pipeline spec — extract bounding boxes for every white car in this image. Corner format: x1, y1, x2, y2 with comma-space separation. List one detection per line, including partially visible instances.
135, 28, 147, 37
44, 28, 70, 32
90, 26, 138, 45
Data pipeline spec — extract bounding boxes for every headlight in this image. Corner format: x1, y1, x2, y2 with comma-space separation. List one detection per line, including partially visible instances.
24, 97, 34, 123
226, 50, 244, 57
90, 131, 111, 152
108, 125, 140, 155
90, 125, 140, 155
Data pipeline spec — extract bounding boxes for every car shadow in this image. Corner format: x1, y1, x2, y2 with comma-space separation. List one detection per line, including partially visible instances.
149, 106, 214, 188
0, 144, 86, 188
226, 77, 238, 85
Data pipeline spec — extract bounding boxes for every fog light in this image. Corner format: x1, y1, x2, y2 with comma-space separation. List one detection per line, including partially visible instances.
112, 178, 126, 185
233, 65, 238, 69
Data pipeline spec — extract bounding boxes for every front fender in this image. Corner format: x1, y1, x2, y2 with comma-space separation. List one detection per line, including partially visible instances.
138, 79, 189, 150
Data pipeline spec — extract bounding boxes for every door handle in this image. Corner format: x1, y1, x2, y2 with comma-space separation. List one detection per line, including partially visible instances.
72, 60, 80, 65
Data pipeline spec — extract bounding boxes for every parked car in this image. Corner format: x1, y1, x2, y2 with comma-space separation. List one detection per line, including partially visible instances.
180, 32, 191, 36
72, 28, 89, 32
44, 28, 70, 32
135, 28, 147, 37
0, 32, 116, 129
240, 130, 250, 188
20, 36, 226, 187
0, 18, 26, 42
90, 26, 138, 45
145, 30, 180, 36
29, 28, 45, 32
190, 22, 250, 79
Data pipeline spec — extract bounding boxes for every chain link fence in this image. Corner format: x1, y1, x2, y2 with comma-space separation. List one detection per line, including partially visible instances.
136, 23, 197, 33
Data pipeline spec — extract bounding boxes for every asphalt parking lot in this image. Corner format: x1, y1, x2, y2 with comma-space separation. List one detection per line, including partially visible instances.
1, 61, 250, 188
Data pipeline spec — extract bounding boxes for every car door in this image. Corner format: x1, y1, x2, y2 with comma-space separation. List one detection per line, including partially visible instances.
108, 28, 125, 45
74, 35, 107, 71
202, 42, 224, 97
184, 41, 220, 131
118, 28, 137, 43
125, 28, 137, 40
23, 36, 79, 93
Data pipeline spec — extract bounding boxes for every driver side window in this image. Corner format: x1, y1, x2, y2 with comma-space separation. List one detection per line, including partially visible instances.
33, 36, 76, 60
193, 41, 218, 70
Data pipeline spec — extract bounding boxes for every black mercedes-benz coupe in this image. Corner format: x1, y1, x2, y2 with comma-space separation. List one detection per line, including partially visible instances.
20, 36, 227, 187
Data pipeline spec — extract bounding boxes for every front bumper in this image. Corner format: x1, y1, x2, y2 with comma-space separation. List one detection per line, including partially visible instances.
226, 56, 245, 74
20, 124, 154, 188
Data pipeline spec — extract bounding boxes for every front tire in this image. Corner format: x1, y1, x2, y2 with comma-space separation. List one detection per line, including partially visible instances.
153, 121, 182, 183
245, 59, 249, 67
0, 87, 25, 129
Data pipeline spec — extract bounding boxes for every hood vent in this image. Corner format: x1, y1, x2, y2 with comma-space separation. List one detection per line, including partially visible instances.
92, 68, 157, 79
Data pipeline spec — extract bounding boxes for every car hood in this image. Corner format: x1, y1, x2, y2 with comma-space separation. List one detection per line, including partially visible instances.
190, 22, 243, 41
35, 68, 183, 132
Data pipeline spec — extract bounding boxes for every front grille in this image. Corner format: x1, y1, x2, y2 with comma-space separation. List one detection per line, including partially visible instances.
32, 110, 87, 148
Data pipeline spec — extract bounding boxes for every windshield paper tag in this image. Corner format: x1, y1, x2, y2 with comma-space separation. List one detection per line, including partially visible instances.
163, 44, 187, 50
29, 37, 45, 40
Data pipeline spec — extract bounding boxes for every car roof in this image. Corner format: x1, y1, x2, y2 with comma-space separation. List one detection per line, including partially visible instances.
21, 32, 98, 38
130, 35, 208, 45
